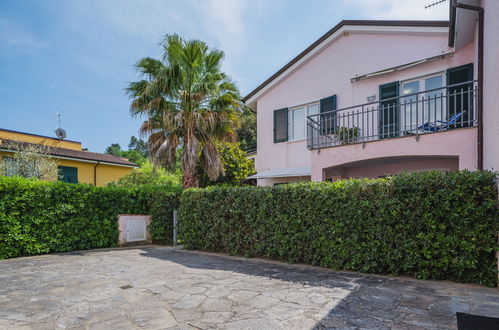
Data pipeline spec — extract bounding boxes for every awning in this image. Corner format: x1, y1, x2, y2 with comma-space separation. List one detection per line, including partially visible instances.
351, 52, 454, 83
248, 166, 311, 179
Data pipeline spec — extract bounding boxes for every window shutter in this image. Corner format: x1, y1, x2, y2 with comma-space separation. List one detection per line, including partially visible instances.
273, 108, 288, 143
320, 95, 337, 134
58, 166, 78, 184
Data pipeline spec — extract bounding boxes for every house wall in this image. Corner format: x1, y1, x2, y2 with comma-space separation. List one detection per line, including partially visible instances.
482, 0, 499, 172
325, 158, 458, 180
0, 129, 82, 151
255, 28, 476, 183
0, 151, 134, 187
311, 127, 477, 181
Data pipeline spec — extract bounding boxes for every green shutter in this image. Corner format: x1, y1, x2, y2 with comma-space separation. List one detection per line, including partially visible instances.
320, 95, 337, 134
58, 166, 78, 184
379, 81, 400, 139
446, 63, 473, 127
273, 108, 288, 143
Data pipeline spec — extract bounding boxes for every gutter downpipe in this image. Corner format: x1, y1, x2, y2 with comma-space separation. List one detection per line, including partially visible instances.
453, 1, 484, 170
94, 161, 100, 186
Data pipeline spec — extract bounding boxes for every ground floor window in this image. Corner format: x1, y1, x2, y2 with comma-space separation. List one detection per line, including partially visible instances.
58, 166, 78, 184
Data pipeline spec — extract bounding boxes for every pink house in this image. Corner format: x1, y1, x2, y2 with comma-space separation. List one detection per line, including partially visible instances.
245, 0, 498, 186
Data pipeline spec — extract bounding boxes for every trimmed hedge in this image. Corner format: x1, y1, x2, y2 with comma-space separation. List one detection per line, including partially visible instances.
0, 176, 179, 259
179, 171, 499, 287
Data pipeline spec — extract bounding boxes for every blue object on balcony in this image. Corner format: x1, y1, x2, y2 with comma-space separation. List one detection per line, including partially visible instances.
418, 111, 466, 132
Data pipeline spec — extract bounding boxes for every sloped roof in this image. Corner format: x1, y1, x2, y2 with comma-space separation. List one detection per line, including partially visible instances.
0, 139, 138, 167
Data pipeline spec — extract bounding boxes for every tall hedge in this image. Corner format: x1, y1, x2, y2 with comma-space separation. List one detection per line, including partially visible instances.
0, 177, 179, 259
179, 171, 499, 287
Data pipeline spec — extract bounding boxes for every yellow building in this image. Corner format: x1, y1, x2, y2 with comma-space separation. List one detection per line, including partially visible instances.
0, 128, 138, 186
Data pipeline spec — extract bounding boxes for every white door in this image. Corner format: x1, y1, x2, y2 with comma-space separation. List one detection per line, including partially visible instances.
126, 219, 146, 242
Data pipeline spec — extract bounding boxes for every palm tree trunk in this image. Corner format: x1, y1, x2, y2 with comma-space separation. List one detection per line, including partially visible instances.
182, 133, 199, 189
182, 170, 198, 188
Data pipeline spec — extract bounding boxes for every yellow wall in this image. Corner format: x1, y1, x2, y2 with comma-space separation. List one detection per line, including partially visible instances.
0, 129, 82, 151
0, 152, 134, 187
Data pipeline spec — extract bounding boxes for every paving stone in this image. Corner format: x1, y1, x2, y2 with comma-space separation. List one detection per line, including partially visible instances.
0, 246, 498, 329
201, 298, 233, 312
172, 295, 206, 309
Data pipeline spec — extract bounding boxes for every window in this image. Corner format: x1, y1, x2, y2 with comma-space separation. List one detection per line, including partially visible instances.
58, 166, 78, 184
290, 107, 305, 140
401, 73, 444, 133
288, 103, 319, 141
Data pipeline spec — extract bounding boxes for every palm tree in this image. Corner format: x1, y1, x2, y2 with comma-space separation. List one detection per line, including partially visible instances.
126, 34, 240, 188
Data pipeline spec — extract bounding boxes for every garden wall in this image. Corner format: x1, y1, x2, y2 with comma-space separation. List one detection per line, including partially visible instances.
179, 171, 499, 287
0, 176, 179, 259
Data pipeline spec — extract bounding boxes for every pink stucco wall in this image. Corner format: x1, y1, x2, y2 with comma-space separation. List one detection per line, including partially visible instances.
326, 157, 458, 180
254, 26, 476, 185
482, 0, 499, 172
311, 127, 477, 181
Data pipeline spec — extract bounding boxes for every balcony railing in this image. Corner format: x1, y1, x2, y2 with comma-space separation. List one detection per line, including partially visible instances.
307, 81, 478, 150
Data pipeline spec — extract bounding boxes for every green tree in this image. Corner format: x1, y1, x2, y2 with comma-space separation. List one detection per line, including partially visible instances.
104, 137, 149, 165
128, 136, 148, 157
199, 142, 255, 187
236, 107, 256, 152
105, 143, 123, 157
126, 34, 240, 188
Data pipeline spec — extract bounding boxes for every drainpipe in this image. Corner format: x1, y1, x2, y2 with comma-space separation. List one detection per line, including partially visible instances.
94, 161, 100, 186
453, 1, 484, 170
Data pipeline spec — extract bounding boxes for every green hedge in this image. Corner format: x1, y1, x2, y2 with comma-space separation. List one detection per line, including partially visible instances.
179, 171, 499, 287
0, 177, 179, 259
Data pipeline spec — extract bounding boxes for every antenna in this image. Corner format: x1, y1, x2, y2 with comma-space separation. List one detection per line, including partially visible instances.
54, 113, 67, 140
425, 0, 447, 9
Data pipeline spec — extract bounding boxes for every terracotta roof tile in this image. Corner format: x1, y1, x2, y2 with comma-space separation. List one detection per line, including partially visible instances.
0, 139, 138, 167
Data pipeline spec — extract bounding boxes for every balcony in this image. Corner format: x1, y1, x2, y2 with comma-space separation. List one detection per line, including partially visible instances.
307, 81, 478, 150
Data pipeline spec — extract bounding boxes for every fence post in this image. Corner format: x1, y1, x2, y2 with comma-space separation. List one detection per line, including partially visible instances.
173, 210, 178, 245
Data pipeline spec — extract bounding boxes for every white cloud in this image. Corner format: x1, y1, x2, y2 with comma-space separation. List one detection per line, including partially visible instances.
343, 0, 449, 20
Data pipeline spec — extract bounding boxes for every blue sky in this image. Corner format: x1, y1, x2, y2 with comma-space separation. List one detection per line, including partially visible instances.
0, 0, 448, 152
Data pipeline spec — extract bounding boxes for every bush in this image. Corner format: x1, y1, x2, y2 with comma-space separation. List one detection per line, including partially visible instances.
179, 170, 499, 287
0, 176, 179, 259
198, 142, 255, 187
108, 160, 182, 189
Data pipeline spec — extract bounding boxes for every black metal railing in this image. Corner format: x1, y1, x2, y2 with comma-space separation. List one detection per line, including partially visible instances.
307, 80, 478, 149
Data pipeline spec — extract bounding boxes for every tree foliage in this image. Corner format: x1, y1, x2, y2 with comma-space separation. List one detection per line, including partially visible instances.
0, 144, 58, 181
198, 142, 255, 187
104, 136, 149, 165
236, 107, 256, 152
109, 160, 181, 190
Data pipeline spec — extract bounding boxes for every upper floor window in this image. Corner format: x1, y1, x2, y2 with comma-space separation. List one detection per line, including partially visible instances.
401, 73, 444, 132
289, 103, 319, 141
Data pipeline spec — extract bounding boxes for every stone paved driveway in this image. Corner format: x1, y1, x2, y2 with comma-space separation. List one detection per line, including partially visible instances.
0, 246, 498, 329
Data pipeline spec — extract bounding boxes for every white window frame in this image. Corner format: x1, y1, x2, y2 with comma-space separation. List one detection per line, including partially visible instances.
400, 71, 446, 133
288, 102, 319, 141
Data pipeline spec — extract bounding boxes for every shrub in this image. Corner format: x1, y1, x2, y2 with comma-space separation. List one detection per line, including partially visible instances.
198, 142, 255, 187
108, 160, 182, 189
0, 176, 179, 259
179, 170, 499, 287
